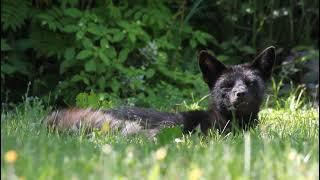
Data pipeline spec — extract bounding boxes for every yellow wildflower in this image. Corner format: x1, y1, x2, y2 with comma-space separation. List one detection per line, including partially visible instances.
154, 147, 167, 161
188, 166, 202, 180
5, 150, 18, 164
102, 144, 113, 155
100, 122, 110, 133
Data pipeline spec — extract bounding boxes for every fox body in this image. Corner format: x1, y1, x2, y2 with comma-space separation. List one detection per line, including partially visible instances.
45, 47, 276, 137
45, 106, 208, 137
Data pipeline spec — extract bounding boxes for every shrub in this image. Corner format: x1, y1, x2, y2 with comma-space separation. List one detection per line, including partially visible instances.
1, 0, 318, 105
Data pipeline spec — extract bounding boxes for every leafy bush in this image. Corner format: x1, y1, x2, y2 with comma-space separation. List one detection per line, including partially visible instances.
75, 78, 208, 110
1, 0, 214, 105
1, 0, 318, 105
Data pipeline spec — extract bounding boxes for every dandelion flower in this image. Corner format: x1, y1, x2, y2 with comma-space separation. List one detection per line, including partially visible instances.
288, 149, 298, 161
102, 144, 113, 155
188, 166, 203, 180
5, 150, 18, 164
154, 147, 167, 161
101, 122, 110, 133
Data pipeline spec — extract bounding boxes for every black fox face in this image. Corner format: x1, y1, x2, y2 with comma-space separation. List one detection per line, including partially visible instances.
199, 47, 276, 116
212, 65, 266, 114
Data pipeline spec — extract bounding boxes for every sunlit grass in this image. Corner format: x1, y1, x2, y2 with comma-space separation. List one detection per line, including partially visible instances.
1, 89, 319, 180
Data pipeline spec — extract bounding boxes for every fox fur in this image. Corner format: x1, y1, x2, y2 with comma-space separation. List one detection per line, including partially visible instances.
45, 46, 276, 137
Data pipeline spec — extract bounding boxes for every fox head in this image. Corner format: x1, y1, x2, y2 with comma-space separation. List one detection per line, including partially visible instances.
198, 47, 276, 116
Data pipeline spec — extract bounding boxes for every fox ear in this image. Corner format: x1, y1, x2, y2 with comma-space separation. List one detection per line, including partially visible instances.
251, 46, 276, 80
198, 50, 226, 89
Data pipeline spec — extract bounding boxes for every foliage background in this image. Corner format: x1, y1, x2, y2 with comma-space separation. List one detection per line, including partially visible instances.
1, 0, 319, 107
1, 1, 319, 179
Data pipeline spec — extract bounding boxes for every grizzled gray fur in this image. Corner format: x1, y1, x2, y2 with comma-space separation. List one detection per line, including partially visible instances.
45, 46, 276, 137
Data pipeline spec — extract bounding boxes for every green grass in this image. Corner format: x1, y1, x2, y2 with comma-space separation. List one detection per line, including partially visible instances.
1, 90, 319, 180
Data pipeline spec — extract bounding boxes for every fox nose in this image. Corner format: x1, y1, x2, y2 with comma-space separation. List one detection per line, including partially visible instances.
236, 91, 246, 98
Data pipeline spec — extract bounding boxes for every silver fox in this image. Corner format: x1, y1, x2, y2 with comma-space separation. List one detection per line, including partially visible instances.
45, 46, 276, 137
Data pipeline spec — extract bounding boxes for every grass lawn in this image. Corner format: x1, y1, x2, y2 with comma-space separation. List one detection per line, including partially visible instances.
1, 90, 319, 180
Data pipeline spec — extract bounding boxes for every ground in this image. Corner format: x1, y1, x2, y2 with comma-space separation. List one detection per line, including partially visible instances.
1, 91, 319, 180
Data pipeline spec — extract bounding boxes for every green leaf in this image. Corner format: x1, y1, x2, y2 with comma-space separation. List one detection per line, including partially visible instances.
71, 74, 90, 85
76, 50, 92, 60
1, 39, 12, 51
106, 47, 117, 59
87, 23, 105, 36
100, 38, 109, 49
98, 50, 110, 65
76, 92, 89, 107
239, 46, 255, 54
105, 28, 120, 33
84, 60, 97, 72
87, 92, 99, 107
71, 74, 82, 82
97, 77, 107, 90
63, 25, 78, 33
217, 55, 230, 62
128, 33, 136, 43
82, 38, 93, 49
64, 48, 75, 60
196, 35, 207, 45
112, 32, 125, 42
117, 21, 131, 29
17, 60, 31, 75
118, 48, 129, 62
61, 48, 76, 73
76, 31, 85, 40
110, 79, 121, 92
64, 8, 82, 18
190, 39, 197, 48
145, 69, 155, 78
60, 61, 70, 74
1, 0, 30, 31
156, 127, 182, 145
1, 64, 16, 74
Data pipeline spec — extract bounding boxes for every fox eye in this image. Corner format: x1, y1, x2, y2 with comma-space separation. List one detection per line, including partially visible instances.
245, 80, 255, 86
